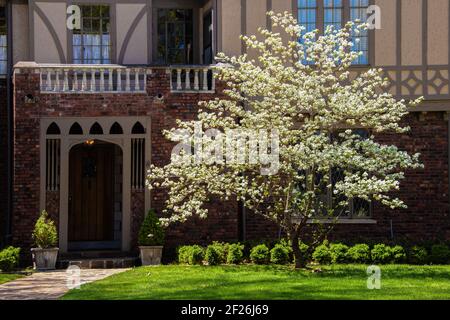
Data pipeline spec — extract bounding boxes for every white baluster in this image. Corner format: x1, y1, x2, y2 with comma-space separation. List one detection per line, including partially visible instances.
39, 70, 43, 91
185, 69, 191, 90
176, 69, 182, 90
54, 70, 60, 92
108, 68, 113, 91
194, 69, 199, 90
135, 68, 140, 91
100, 69, 105, 92
125, 69, 131, 92
72, 71, 79, 91
63, 69, 69, 92
211, 69, 216, 92
202, 68, 208, 91
117, 69, 122, 91
90, 69, 96, 91
81, 69, 87, 91
46, 69, 52, 91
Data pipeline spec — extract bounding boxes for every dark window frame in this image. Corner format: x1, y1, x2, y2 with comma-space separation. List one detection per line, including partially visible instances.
155, 8, 194, 65
298, 128, 373, 220
297, 0, 371, 66
72, 4, 112, 64
0, 5, 7, 75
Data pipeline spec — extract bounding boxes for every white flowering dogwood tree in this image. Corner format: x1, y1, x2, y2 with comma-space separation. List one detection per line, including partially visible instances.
148, 12, 423, 268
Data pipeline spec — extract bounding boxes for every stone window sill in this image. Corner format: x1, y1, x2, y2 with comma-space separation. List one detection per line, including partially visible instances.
307, 219, 377, 224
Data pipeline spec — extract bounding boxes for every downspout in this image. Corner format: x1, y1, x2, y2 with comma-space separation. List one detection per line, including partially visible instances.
448, 112, 450, 225
5, 0, 13, 245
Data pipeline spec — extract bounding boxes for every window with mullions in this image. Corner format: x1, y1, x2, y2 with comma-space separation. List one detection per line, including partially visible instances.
0, 6, 7, 75
329, 129, 371, 219
297, 0, 369, 65
298, 129, 372, 219
73, 5, 111, 64
156, 9, 194, 65
324, 0, 343, 30
350, 0, 369, 64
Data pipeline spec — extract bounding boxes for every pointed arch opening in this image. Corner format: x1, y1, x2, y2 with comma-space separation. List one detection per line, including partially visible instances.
109, 122, 124, 135
46, 122, 61, 135
89, 122, 104, 135
131, 121, 145, 134
69, 122, 83, 135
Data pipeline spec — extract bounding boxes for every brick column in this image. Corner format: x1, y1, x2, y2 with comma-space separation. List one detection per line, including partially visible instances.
12, 62, 42, 250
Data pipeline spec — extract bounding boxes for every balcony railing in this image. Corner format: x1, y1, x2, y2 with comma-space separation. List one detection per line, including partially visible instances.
33, 64, 217, 94
168, 65, 216, 93
38, 64, 148, 93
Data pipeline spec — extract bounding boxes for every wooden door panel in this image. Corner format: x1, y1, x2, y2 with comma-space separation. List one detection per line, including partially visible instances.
69, 143, 115, 242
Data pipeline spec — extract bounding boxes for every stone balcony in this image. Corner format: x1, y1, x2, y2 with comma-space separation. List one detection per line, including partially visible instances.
13, 62, 217, 94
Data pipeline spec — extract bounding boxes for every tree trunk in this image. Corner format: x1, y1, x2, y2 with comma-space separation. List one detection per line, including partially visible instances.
290, 230, 306, 269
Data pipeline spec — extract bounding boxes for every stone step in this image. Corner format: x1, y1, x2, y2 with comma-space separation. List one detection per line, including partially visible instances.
59, 250, 133, 259
57, 257, 138, 269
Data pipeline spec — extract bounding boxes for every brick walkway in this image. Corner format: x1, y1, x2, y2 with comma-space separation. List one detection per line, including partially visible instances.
0, 269, 128, 300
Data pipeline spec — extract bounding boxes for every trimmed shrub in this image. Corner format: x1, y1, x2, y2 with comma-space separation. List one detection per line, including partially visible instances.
408, 246, 428, 265
177, 246, 191, 264
312, 241, 332, 265
347, 244, 371, 263
205, 244, 224, 266
188, 245, 205, 265
270, 243, 291, 265
298, 241, 310, 262
32, 210, 58, 249
250, 244, 270, 265
211, 241, 229, 262
430, 244, 450, 264
177, 245, 205, 265
329, 243, 349, 264
227, 243, 244, 264
371, 244, 393, 264
138, 209, 164, 246
0, 247, 21, 272
391, 245, 407, 263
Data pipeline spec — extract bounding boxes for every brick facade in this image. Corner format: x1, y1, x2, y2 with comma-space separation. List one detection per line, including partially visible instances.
0, 79, 7, 246
11, 67, 238, 257
243, 112, 450, 244
10, 66, 450, 262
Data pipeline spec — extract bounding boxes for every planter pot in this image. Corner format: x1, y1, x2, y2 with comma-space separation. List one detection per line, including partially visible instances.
31, 248, 59, 270
139, 246, 163, 266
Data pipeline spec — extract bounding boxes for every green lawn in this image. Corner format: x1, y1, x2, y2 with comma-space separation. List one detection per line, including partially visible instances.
62, 264, 450, 300
0, 273, 23, 285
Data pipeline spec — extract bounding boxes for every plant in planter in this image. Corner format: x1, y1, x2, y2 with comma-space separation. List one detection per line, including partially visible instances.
31, 210, 59, 270
138, 209, 165, 266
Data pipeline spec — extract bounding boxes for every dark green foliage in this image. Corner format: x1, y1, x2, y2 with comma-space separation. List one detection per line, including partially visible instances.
138, 209, 164, 246
391, 245, 407, 263
329, 243, 349, 264
371, 244, 393, 264
0, 247, 21, 272
177, 245, 205, 265
347, 244, 371, 263
250, 244, 270, 265
188, 245, 205, 265
312, 241, 332, 264
430, 244, 450, 264
270, 243, 291, 264
32, 210, 58, 249
205, 244, 224, 266
408, 246, 428, 265
226, 243, 244, 264
177, 246, 191, 264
